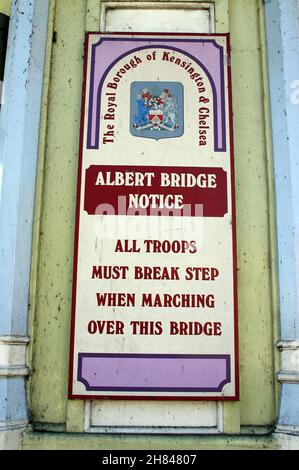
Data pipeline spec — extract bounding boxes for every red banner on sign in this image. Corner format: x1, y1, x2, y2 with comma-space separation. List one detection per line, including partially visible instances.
84, 165, 227, 217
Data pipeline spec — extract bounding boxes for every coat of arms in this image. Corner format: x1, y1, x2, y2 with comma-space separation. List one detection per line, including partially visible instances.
130, 82, 184, 140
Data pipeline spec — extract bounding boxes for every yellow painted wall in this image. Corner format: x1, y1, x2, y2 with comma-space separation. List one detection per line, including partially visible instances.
0, 0, 10, 16
25, 0, 279, 448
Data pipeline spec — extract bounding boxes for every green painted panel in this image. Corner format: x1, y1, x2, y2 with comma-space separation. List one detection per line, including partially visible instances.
28, 0, 278, 436
0, 0, 10, 16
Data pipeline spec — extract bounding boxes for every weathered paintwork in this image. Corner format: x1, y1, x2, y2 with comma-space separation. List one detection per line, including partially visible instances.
26, 0, 279, 448
23, 431, 278, 450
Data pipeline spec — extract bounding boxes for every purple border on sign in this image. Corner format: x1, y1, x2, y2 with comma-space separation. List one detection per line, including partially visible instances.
77, 353, 231, 392
86, 38, 226, 152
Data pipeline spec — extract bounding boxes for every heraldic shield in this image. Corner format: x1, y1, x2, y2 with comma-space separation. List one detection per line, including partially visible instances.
130, 81, 184, 140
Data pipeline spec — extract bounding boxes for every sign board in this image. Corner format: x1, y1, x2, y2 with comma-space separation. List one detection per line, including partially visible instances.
69, 33, 239, 400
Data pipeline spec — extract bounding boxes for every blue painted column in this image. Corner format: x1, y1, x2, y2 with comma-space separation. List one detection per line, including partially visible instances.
265, 0, 299, 447
0, 0, 49, 449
